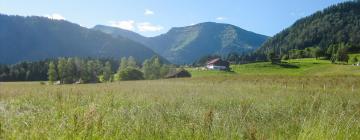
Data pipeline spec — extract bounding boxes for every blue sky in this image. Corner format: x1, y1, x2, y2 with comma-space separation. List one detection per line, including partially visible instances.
0, 0, 347, 37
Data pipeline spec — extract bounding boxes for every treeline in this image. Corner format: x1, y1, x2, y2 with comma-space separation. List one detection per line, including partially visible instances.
47, 56, 176, 84
193, 42, 360, 65
0, 61, 49, 81
265, 43, 357, 64
0, 56, 176, 82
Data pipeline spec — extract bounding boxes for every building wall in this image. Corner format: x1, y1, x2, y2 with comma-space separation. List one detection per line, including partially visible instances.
207, 65, 227, 70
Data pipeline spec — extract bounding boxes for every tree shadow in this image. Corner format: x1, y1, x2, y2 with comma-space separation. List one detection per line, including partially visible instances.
278, 63, 300, 69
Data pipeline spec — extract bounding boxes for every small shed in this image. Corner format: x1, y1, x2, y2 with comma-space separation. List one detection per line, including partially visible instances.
206, 58, 230, 71
165, 69, 191, 78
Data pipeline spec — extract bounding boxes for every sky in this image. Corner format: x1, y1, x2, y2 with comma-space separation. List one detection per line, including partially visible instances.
0, 0, 348, 37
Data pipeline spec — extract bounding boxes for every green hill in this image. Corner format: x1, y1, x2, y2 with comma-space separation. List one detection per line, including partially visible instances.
189, 58, 360, 77
0, 14, 160, 64
257, 1, 360, 59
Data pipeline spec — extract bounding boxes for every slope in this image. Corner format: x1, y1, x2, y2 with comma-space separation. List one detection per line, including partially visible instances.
94, 22, 269, 64
0, 14, 160, 64
258, 1, 360, 57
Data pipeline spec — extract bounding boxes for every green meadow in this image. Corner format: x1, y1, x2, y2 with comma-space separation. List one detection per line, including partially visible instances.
1, 59, 360, 139
189, 58, 360, 77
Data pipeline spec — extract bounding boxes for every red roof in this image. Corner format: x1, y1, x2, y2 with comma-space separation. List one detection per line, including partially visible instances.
207, 58, 221, 65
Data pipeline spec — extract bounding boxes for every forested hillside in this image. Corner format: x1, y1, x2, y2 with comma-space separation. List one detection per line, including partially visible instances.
255, 1, 360, 61
0, 14, 160, 64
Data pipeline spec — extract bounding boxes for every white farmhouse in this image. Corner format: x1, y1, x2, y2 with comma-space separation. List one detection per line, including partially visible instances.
206, 58, 230, 71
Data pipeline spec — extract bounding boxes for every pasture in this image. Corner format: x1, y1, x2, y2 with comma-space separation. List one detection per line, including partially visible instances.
1, 59, 360, 139
189, 58, 360, 77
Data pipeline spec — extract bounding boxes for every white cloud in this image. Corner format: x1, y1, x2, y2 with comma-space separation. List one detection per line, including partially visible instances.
144, 9, 155, 15
137, 22, 163, 32
109, 20, 135, 31
45, 13, 65, 20
108, 20, 163, 32
216, 17, 227, 20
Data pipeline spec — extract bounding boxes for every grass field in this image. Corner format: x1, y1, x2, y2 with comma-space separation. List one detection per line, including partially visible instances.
189, 58, 360, 77
1, 59, 360, 139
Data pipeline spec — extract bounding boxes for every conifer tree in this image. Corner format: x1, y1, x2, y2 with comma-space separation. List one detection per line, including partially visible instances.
103, 61, 112, 82
120, 57, 128, 70
127, 56, 137, 68
47, 62, 57, 83
57, 58, 67, 83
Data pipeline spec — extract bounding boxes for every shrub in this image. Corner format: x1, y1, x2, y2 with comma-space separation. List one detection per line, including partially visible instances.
39, 81, 46, 85
118, 68, 144, 81
351, 57, 358, 64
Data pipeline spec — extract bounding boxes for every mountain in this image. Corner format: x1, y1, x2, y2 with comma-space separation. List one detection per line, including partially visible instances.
0, 14, 160, 64
94, 22, 269, 64
258, 1, 360, 56
93, 25, 148, 45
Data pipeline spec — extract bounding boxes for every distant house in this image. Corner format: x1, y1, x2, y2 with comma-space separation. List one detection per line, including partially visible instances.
165, 69, 192, 78
206, 58, 230, 71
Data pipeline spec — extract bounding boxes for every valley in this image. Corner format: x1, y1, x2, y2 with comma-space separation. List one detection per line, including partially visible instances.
1, 1, 360, 139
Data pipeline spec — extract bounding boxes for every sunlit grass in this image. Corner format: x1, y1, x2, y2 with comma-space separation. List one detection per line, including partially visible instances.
1, 75, 360, 139
190, 58, 360, 77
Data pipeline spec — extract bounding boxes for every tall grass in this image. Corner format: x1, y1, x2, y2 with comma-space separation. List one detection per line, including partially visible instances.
1, 75, 360, 139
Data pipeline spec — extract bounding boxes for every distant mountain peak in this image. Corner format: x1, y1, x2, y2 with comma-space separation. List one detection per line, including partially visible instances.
93, 25, 148, 44
95, 22, 269, 64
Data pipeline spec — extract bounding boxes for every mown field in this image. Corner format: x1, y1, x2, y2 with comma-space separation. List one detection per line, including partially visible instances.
1, 59, 360, 139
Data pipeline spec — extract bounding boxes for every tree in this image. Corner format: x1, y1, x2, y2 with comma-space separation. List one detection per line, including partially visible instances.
127, 56, 137, 68
151, 57, 161, 79
267, 51, 280, 64
63, 58, 76, 84
142, 56, 162, 80
57, 58, 67, 83
226, 53, 239, 64
142, 59, 151, 80
267, 51, 276, 62
93, 60, 103, 77
160, 65, 171, 78
120, 57, 128, 70
86, 60, 99, 83
102, 61, 112, 82
74, 58, 83, 80
314, 47, 323, 59
281, 54, 289, 60
336, 44, 349, 63
351, 57, 359, 64
47, 62, 57, 83
118, 68, 144, 81
116, 56, 138, 80
79, 60, 95, 83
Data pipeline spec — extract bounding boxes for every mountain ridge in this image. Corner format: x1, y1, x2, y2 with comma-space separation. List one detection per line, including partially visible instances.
94, 22, 269, 64
0, 14, 161, 64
